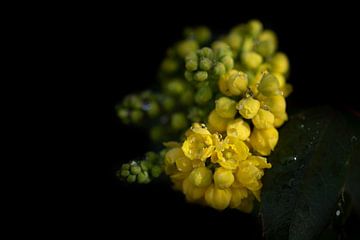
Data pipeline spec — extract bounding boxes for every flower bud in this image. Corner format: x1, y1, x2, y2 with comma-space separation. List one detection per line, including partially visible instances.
250, 127, 279, 156
215, 97, 237, 118
194, 71, 208, 81
221, 55, 234, 71
127, 175, 137, 183
151, 166, 162, 178
271, 52, 289, 74
176, 40, 198, 58
226, 118, 250, 140
242, 52, 263, 69
258, 73, 281, 96
214, 62, 226, 75
147, 101, 160, 118
130, 110, 144, 123
195, 85, 212, 105
274, 111, 288, 127
171, 112, 187, 130
205, 184, 232, 210
255, 30, 277, 57
161, 58, 178, 73
227, 70, 248, 96
208, 110, 232, 133
130, 165, 141, 175
183, 177, 207, 201
230, 187, 248, 208
263, 95, 286, 116
199, 58, 212, 71
237, 97, 260, 119
252, 109, 275, 129
247, 19, 263, 36
214, 167, 235, 189
272, 73, 285, 89
189, 166, 213, 188
164, 79, 186, 96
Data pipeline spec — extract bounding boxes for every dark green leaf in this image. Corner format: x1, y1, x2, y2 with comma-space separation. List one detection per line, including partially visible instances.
260, 106, 357, 240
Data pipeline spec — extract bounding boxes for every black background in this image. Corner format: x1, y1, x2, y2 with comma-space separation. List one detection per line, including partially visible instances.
85, 2, 359, 238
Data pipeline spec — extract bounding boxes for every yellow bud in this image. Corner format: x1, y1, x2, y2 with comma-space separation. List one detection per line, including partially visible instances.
208, 110, 232, 133
205, 184, 232, 210
252, 109, 275, 129
258, 73, 281, 97
227, 71, 248, 96
271, 52, 289, 74
274, 111, 288, 127
175, 156, 193, 172
242, 51, 263, 69
230, 187, 248, 208
237, 97, 260, 119
215, 97, 237, 119
214, 167, 235, 189
263, 95, 286, 116
188, 166, 212, 188
249, 127, 279, 156
183, 177, 207, 201
272, 72, 286, 89
226, 118, 250, 140
164, 148, 185, 175
283, 83, 293, 97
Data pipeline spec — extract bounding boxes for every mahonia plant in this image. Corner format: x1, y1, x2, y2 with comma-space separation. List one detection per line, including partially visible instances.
116, 20, 292, 212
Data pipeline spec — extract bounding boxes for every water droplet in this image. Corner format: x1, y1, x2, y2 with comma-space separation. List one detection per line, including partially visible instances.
293, 156, 297, 161
351, 135, 358, 143
336, 210, 341, 216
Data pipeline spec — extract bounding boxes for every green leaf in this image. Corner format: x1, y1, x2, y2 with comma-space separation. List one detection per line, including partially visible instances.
260, 106, 357, 240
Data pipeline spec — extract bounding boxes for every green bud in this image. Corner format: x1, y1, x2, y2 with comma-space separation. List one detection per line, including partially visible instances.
117, 108, 128, 120
150, 126, 164, 142
147, 101, 160, 118
130, 165, 141, 175
185, 59, 198, 71
185, 27, 211, 44
180, 89, 194, 106
195, 85, 212, 105
121, 163, 130, 170
194, 71, 208, 81
214, 63, 226, 75
146, 152, 158, 162
177, 40, 198, 58
258, 73, 281, 96
226, 33, 242, 51
199, 58, 212, 71
140, 161, 151, 171
247, 19, 263, 36
130, 110, 144, 123
171, 112, 187, 130
221, 55, 234, 70
129, 95, 142, 109
165, 79, 186, 95
188, 107, 205, 122
199, 47, 213, 58
162, 96, 175, 111
255, 40, 276, 57
137, 172, 150, 184
161, 58, 178, 73
120, 170, 130, 178
151, 166, 162, 178
184, 70, 193, 81
127, 175, 137, 183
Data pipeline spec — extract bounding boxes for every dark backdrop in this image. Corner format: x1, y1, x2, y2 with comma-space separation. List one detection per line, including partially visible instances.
86, 2, 359, 238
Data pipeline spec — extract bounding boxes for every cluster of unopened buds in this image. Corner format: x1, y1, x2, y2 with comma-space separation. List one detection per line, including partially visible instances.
116, 19, 292, 212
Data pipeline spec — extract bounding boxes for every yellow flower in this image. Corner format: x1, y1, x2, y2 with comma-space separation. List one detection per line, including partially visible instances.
215, 97, 237, 119
226, 118, 250, 140
188, 166, 213, 188
237, 97, 260, 119
250, 127, 279, 156
183, 177, 207, 201
212, 136, 250, 170
229, 186, 248, 208
270, 52, 289, 74
236, 195, 254, 213
205, 184, 232, 210
252, 109, 275, 129
170, 171, 189, 191
218, 70, 248, 96
182, 123, 214, 161
236, 156, 271, 192
208, 110, 232, 133
214, 167, 235, 189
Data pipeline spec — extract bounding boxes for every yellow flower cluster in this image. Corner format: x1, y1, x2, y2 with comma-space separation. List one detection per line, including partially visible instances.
164, 123, 271, 212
